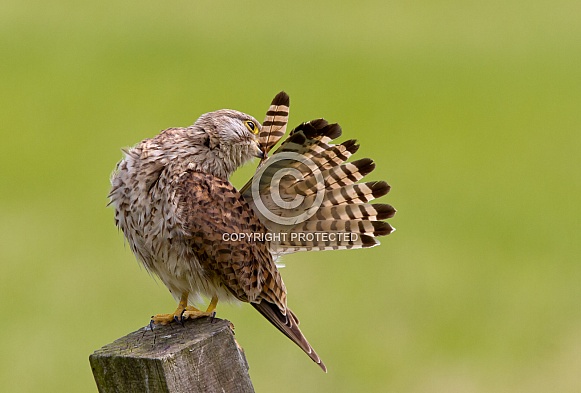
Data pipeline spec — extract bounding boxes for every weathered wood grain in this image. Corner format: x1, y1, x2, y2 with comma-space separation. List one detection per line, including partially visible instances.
90, 317, 254, 393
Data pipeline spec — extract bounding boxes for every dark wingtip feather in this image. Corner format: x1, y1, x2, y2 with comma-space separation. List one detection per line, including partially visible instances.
291, 119, 341, 142
370, 181, 391, 198
309, 118, 329, 130
341, 139, 360, 154
326, 123, 342, 140
360, 234, 380, 247
292, 119, 328, 139
372, 203, 397, 219
352, 158, 376, 177
272, 91, 290, 106
372, 220, 395, 236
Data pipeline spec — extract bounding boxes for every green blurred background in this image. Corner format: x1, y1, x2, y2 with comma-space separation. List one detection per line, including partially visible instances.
1, 0, 580, 392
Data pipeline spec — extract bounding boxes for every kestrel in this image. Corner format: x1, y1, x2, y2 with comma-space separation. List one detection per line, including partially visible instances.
109, 92, 396, 372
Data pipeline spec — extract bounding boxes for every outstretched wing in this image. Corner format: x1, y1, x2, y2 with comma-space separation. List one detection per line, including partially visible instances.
242, 119, 396, 254
175, 170, 326, 371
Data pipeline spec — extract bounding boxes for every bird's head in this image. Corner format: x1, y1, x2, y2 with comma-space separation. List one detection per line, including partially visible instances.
158, 109, 264, 180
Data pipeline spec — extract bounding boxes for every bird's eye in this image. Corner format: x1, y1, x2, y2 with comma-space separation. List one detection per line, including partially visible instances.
244, 120, 258, 134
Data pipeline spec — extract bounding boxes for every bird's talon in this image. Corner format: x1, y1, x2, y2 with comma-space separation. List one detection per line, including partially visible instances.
150, 294, 218, 325
151, 313, 178, 325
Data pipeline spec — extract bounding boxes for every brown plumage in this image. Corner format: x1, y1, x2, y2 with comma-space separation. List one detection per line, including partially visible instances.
109, 92, 395, 373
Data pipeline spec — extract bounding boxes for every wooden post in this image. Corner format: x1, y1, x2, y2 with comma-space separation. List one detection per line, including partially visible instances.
89, 317, 255, 393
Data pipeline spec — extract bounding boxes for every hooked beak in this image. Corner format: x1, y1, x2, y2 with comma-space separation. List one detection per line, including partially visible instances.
252, 141, 266, 160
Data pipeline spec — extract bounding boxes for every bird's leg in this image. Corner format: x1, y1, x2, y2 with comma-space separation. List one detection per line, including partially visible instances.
206, 295, 219, 323
150, 292, 190, 325
206, 295, 219, 313
182, 295, 218, 320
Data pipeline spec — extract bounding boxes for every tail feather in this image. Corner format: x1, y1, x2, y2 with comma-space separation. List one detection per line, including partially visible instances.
252, 301, 327, 372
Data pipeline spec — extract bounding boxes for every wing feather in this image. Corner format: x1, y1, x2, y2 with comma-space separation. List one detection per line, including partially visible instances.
252, 301, 327, 372
259, 91, 290, 160
175, 170, 284, 306
175, 170, 326, 370
241, 116, 396, 253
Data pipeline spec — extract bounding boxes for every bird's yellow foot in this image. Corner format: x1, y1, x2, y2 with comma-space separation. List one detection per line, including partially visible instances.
151, 309, 185, 325
150, 293, 219, 325
182, 306, 213, 320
